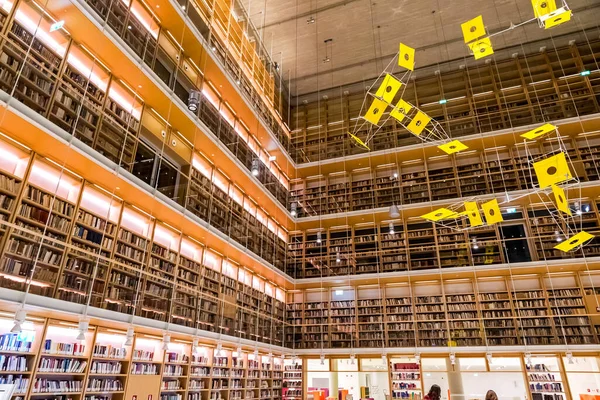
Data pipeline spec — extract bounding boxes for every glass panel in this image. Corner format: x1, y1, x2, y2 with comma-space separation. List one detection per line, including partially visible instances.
307, 358, 330, 372
453, 371, 527, 400
333, 358, 358, 372
457, 357, 487, 372
422, 358, 448, 371
132, 141, 156, 186
489, 357, 523, 372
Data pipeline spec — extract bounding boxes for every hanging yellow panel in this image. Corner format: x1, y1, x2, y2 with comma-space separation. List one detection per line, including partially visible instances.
375, 74, 403, 103
521, 123, 557, 140
363, 98, 388, 125
464, 201, 483, 227
532, 0, 557, 17
421, 208, 458, 222
398, 43, 415, 71
533, 152, 572, 189
554, 231, 594, 252
348, 132, 370, 151
438, 140, 468, 155
551, 184, 571, 215
390, 99, 413, 123
469, 38, 494, 60
406, 110, 431, 136
481, 199, 503, 225
542, 7, 572, 29
461, 15, 486, 43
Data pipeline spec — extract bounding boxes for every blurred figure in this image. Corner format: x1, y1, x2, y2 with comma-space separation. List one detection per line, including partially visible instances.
424, 385, 441, 400
485, 390, 498, 400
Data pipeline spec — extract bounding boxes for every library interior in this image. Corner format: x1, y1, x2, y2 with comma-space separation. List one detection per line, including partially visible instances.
0, 0, 599, 399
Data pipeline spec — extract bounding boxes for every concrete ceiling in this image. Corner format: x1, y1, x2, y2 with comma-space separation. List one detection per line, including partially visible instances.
241, 0, 600, 97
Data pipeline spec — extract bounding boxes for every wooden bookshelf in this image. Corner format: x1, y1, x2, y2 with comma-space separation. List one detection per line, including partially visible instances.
0, 0, 291, 216
0, 314, 291, 400
384, 285, 415, 348
288, 201, 600, 278
48, 44, 110, 147
286, 272, 600, 349
290, 40, 600, 163
57, 185, 121, 307
0, 158, 81, 298
0, 314, 46, 399
95, 82, 143, 171
0, 139, 286, 347
282, 359, 302, 400
31, 320, 96, 399
389, 358, 422, 399
290, 130, 600, 219
526, 357, 566, 400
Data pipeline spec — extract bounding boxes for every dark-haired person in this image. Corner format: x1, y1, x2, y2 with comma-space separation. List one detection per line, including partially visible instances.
485, 390, 498, 400
424, 384, 441, 400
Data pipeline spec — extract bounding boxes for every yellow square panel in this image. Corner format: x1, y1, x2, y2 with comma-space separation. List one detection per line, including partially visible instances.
421, 208, 458, 222
390, 99, 413, 123
363, 98, 388, 125
481, 199, 503, 225
521, 123, 557, 140
375, 74, 403, 103
464, 201, 483, 227
469, 38, 494, 60
532, 0, 557, 18
461, 15, 485, 43
399, 43, 415, 71
406, 110, 431, 136
533, 152, 572, 189
348, 132, 370, 151
542, 7, 572, 29
438, 140, 468, 155
551, 184, 571, 215
554, 231, 594, 252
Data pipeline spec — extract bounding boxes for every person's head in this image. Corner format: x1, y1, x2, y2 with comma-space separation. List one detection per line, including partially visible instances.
427, 385, 441, 400
485, 390, 498, 400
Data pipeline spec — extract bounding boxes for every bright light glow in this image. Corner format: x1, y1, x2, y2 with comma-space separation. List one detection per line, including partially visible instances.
108, 87, 141, 121
80, 188, 120, 222
13, 9, 66, 57
506, 207, 517, 213
191, 154, 212, 178
49, 20, 64, 32
67, 53, 108, 93
47, 325, 80, 338
129, 2, 159, 39
121, 208, 149, 236
438, 99, 447, 104
30, 163, 75, 198
203, 250, 221, 271
154, 225, 179, 250
580, 70, 591, 76
335, 290, 344, 295
0, 145, 28, 178
180, 239, 202, 262
253, 276, 264, 291
0, 272, 51, 287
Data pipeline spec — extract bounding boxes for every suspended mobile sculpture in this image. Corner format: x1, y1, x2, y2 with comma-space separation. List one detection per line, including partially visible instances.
348, 43, 467, 154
